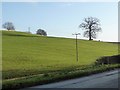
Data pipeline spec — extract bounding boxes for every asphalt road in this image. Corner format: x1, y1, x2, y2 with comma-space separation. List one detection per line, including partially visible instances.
22, 69, 120, 89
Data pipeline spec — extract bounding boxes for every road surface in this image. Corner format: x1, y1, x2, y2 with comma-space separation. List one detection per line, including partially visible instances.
22, 69, 120, 89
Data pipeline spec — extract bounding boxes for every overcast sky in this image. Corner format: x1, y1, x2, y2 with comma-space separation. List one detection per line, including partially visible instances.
1, 1, 118, 42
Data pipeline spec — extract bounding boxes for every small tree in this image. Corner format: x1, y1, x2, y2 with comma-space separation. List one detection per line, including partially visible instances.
36, 29, 47, 36
79, 17, 101, 40
2, 22, 15, 30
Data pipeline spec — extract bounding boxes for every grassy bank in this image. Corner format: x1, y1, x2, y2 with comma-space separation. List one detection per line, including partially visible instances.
2, 30, 119, 89
2, 64, 120, 90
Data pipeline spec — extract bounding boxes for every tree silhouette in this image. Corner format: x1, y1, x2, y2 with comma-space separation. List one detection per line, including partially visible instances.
2, 22, 15, 30
36, 29, 47, 36
79, 17, 101, 40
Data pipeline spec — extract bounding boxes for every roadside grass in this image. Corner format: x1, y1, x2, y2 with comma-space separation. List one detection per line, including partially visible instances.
2, 64, 120, 90
2, 30, 119, 89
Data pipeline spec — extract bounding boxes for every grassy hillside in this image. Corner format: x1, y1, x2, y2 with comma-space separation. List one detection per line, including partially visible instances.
2, 30, 118, 79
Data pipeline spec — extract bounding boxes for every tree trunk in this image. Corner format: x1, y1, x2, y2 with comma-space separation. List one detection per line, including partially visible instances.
89, 27, 92, 40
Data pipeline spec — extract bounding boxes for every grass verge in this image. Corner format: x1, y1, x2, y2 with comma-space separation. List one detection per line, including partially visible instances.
2, 64, 120, 90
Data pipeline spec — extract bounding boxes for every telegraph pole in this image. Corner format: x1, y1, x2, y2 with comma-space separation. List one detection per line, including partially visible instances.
72, 33, 80, 62
28, 27, 30, 33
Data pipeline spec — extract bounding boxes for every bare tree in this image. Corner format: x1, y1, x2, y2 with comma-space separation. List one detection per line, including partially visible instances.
2, 22, 15, 30
36, 29, 47, 36
79, 17, 101, 40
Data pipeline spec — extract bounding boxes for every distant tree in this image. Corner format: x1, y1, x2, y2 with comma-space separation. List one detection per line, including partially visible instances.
36, 29, 47, 36
79, 17, 101, 40
2, 22, 15, 30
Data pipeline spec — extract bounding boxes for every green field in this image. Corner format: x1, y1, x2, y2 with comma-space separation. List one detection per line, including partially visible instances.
2, 30, 118, 80
2, 30, 119, 89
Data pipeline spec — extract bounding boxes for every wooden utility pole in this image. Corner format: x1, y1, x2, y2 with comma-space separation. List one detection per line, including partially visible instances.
72, 33, 80, 62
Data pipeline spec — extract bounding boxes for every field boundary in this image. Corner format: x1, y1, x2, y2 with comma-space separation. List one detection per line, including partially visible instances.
2, 64, 120, 90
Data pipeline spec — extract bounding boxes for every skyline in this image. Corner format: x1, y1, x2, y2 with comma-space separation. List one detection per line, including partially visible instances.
2, 2, 118, 42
